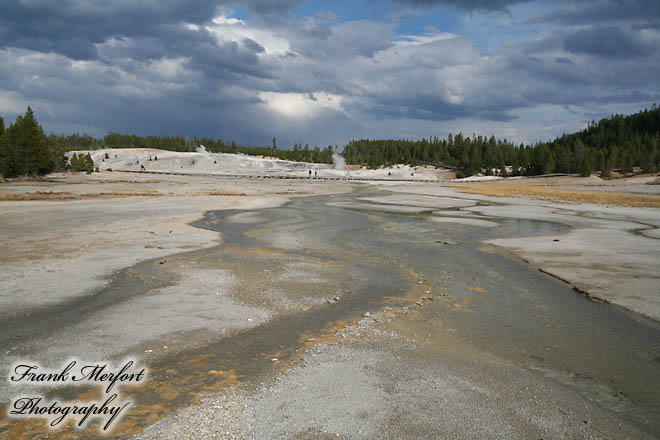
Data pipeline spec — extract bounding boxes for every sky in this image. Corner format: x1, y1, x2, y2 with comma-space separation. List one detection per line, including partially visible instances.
0, 0, 658, 148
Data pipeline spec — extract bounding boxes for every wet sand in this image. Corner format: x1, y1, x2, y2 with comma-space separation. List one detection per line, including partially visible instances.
1, 173, 660, 439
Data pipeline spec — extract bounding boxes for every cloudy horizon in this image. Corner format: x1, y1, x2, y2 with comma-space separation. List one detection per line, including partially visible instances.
0, 0, 658, 148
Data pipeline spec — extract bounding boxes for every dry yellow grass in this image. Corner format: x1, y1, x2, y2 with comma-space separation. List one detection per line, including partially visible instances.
0, 191, 165, 201
0, 191, 77, 200
451, 183, 660, 208
206, 191, 248, 196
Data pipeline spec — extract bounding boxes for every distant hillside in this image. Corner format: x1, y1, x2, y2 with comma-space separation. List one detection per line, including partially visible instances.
45, 133, 337, 166
536, 106, 660, 176
342, 106, 660, 177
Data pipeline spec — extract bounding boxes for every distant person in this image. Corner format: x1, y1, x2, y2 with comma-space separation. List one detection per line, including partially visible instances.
140, 164, 145, 172
314, 170, 318, 178
309, 170, 312, 178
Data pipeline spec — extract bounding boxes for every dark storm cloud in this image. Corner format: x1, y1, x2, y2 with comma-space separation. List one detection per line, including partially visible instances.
0, 46, 272, 140
1, 0, 658, 147
289, 20, 393, 59
498, 46, 660, 109
528, 0, 660, 25
0, 0, 213, 59
389, 100, 517, 123
391, 0, 529, 11
357, 78, 522, 123
504, 53, 589, 87
184, 40, 270, 81
0, 0, 303, 59
357, 97, 472, 121
593, 90, 660, 104
96, 24, 219, 62
243, 38, 266, 54
93, 24, 272, 84
553, 56, 574, 65
564, 26, 656, 58
241, 0, 305, 14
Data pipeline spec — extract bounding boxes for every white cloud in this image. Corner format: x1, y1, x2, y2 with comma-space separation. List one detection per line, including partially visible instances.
205, 13, 291, 56
259, 92, 345, 119
0, 90, 30, 115
392, 31, 458, 47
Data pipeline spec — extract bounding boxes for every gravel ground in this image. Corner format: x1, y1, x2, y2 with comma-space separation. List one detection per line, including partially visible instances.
136, 311, 652, 439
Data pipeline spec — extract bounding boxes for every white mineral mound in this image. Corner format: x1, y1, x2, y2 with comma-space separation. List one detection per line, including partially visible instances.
68, 148, 453, 181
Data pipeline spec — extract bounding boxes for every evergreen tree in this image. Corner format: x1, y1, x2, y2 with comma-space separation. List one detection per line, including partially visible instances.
84, 153, 94, 172
69, 153, 81, 171
0, 116, 14, 177
579, 158, 592, 177
69, 152, 94, 173
6, 107, 53, 176
532, 144, 555, 175
601, 160, 611, 178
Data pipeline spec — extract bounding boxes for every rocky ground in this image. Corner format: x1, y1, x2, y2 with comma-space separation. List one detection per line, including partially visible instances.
1, 164, 659, 439
137, 310, 653, 440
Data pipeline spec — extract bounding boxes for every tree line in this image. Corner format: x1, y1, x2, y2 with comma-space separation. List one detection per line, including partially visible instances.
42, 133, 337, 165
343, 105, 660, 177
1, 105, 658, 178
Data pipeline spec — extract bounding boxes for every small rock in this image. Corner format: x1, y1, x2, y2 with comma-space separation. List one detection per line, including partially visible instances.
271, 358, 278, 362
362, 312, 371, 317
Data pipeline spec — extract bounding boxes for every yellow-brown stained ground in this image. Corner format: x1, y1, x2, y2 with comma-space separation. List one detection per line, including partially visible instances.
450, 182, 660, 208
0, 190, 249, 201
